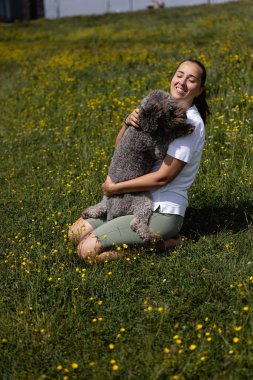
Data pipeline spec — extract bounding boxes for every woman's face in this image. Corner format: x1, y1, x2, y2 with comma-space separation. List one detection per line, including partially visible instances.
170, 61, 203, 106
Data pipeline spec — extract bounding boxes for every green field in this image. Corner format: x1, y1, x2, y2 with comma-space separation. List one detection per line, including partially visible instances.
1, 0, 253, 378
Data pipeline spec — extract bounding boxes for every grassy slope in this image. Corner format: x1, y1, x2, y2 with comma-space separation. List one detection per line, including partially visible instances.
0, 0, 253, 378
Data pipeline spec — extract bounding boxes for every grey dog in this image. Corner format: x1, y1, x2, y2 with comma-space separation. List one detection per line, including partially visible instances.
82, 89, 194, 242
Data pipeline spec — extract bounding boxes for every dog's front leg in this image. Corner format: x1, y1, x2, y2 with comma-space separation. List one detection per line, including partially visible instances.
82, 196, 107, 219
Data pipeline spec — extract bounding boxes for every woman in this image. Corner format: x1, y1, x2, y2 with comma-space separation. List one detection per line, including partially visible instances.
68, 59, 209, 262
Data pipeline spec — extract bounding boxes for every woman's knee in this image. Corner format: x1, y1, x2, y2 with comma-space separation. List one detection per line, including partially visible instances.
68, 218, 94, 244
77, 234, 102, 261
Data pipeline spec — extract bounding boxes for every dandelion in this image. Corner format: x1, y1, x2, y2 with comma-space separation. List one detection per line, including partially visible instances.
196, 324, 203, 330
158, 307, 164, 313
108, 343, 115, 350
56, 365, 63, 370
233, 337, 240, 343
120, 327, 126, 332
189, 344, 197, 351
233, 326, 242, 331
71, 363, 78, 369
112, 364, 119, 371
147, 306, 153, 312
110, 359, 116, 364
200, 356, 206, 361
242, 306, 249, 311
163, 347, 170, 353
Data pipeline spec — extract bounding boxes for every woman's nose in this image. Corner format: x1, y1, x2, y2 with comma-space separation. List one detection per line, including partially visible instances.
179, 77, 186, 85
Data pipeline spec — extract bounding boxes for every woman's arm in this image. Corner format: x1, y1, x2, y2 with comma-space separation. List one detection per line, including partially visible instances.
115, 108, 140, 146
102, 155, 186, 196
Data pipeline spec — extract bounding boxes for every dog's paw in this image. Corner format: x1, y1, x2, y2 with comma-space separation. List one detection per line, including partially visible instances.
81, 209, 93, 219
146, 233, 163, 243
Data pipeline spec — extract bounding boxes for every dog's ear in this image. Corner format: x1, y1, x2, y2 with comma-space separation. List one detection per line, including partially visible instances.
138, 90, 172, 133
138, 104, 161, 133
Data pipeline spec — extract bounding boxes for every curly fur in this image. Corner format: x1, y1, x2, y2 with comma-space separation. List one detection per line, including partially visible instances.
82, 89, 194, 242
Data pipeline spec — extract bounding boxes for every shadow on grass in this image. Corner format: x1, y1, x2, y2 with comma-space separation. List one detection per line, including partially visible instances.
181, 201, 253, 240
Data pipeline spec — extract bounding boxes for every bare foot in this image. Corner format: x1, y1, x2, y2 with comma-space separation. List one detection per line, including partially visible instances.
95, 250, 125, 262
156, 235, 187, 252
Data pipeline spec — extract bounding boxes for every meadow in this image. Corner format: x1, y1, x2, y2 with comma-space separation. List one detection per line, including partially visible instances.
0, 0, 253, 378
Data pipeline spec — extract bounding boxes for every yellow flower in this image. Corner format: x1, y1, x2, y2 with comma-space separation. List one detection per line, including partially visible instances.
123, 243, 128, 249
120, 327, 126, 332
71, 363, 78, 369
200, 356, 206, 361
56, 365, 63, 370
242, 306, 249, 311
233, 326, 242, 331
112, 364, 119, 371
110, 359, 116, 364
233, 337, 239, 343
147, 306, 153, 312
108, 343, 115, 350
196, 324, 203, 330
163, 347, 170, 353
158, 307, 164, 313
189, 344, 197, 351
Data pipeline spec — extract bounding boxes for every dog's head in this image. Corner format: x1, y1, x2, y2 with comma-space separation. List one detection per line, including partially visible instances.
138, 89, 193, 136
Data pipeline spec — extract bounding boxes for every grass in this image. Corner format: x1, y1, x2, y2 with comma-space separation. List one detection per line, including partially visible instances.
0, 0, 253, 378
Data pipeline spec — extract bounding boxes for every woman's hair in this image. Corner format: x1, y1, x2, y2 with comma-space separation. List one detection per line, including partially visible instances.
176, 59, 210, 123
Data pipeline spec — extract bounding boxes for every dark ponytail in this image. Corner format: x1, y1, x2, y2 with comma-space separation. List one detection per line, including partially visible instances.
193, 87, 210, 124
177, 59, 210, 124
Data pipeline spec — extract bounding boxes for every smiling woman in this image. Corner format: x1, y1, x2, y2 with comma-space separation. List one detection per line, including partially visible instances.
68, 59, 210, 262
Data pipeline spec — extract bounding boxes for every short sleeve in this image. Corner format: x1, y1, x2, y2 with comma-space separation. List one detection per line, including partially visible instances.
167, 115, 205, 163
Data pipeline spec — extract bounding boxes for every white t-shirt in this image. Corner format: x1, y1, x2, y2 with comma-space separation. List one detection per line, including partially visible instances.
150, 105, 205, 217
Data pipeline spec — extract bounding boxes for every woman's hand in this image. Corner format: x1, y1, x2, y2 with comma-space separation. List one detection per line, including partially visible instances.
102, 176, 118, 197
126, 108, 140, 128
